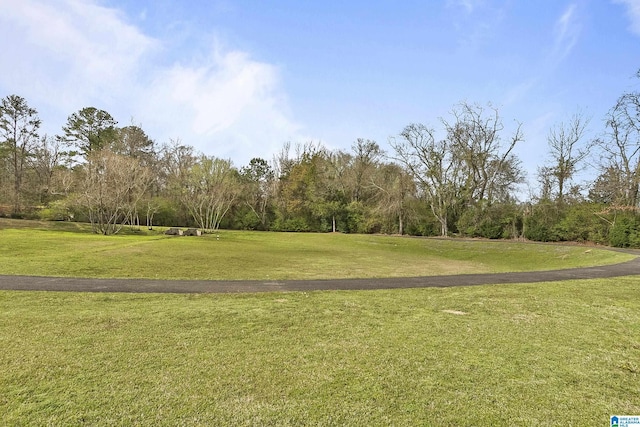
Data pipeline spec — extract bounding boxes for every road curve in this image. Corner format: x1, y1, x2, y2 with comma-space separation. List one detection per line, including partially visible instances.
0, 252, 639, 294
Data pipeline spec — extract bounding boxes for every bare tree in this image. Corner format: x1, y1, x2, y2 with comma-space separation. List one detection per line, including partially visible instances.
30, 135, 64, 204
182, 155, 239, 232
156, 139, 196, 224
350, 139, 383, 203
390, 123, 461, 236
370, 162, 415, 235
391, 103, 523, 236
76, 150, 151, 235
594, 79, 640, 207
542, 112, 591, 203
443, 102, 523, 206
272, 141, 294, 180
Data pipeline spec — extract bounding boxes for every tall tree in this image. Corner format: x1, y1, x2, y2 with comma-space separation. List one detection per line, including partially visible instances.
156, 139, 196, 226
594, 73, 640, 207
589, 166, 625, 204
112, 124, 157, 227
391, 103, 523, 236
390, 123, 461, 236
0, 95, 41, 214
240, 158, 275, 230
112, 124, 156, 164
31, 135, 64, 204
318, 150, 350, 232
273, 142, 329, 231
62, 107, 117, 160
350, 139, 382, 203
443, 102, 523, 206
541, 112, 591, 204
371, 162, 415, 235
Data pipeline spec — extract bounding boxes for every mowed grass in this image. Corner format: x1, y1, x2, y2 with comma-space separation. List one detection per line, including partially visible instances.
0, 219, 633, 280
1, 278, 639, 425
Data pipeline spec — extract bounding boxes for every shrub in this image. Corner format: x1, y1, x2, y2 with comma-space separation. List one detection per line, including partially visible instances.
38, 200, 75, 221
609, 215, 636, 247
458, 204, 522, 239
524, 202, 562, 242
553, 203, 606, 243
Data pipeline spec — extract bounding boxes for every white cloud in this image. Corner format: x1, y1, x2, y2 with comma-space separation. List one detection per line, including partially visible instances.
156, 50, 280, 135
613, 0, 640, 35
0, 0, 302, 164
141, 46, 302, 163
0, 0, 157, 109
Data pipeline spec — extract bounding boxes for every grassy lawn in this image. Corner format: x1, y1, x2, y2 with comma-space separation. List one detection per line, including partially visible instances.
0, 219, 634, 280
1, 219, 638, 424
1, 277, 639, 425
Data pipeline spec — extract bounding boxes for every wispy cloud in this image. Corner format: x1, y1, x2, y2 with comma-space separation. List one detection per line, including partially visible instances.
500, 4, 582, 140
445, 0, 505, 49
502, 79, 538, 107
0, 0, 302, 164
613, 0, 640, 36
552, 3, 581, 62
446, 0, 484, 15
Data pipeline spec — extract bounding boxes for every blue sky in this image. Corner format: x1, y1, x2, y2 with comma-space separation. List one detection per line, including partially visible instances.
1, 0, 639, 187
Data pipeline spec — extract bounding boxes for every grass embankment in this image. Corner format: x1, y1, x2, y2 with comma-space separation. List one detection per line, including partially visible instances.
1, 278, 639, 425
0, 219, 633, 280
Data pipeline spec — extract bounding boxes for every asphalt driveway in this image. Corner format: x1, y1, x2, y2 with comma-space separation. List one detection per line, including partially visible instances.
0, 250, 638, 294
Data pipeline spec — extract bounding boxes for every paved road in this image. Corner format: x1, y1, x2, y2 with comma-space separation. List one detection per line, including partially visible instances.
0, 251, 639, 294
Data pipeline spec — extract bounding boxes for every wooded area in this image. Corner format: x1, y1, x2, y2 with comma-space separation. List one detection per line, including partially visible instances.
1, 71, 639, 246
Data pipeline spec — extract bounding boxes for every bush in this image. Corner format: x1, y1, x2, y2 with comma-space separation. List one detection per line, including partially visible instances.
553, 203, 607, 243
37, 200, 75, 221
271, 216, 311, 232
524, 202, 562, 242
458, 204, 522, 239
608, 215, 637, 248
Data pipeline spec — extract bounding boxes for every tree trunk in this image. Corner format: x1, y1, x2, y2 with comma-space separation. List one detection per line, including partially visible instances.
13, 174, 21, 215
439, 218, 448, 237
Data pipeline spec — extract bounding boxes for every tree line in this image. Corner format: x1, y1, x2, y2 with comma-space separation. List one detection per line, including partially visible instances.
1, 71, 639, 246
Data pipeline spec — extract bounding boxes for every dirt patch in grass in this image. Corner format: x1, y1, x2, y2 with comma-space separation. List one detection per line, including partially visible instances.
442, 309, 467, 315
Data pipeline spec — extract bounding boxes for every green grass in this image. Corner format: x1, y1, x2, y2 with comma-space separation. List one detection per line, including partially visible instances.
1, 278, 639, 425
0, 219, 634, 280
